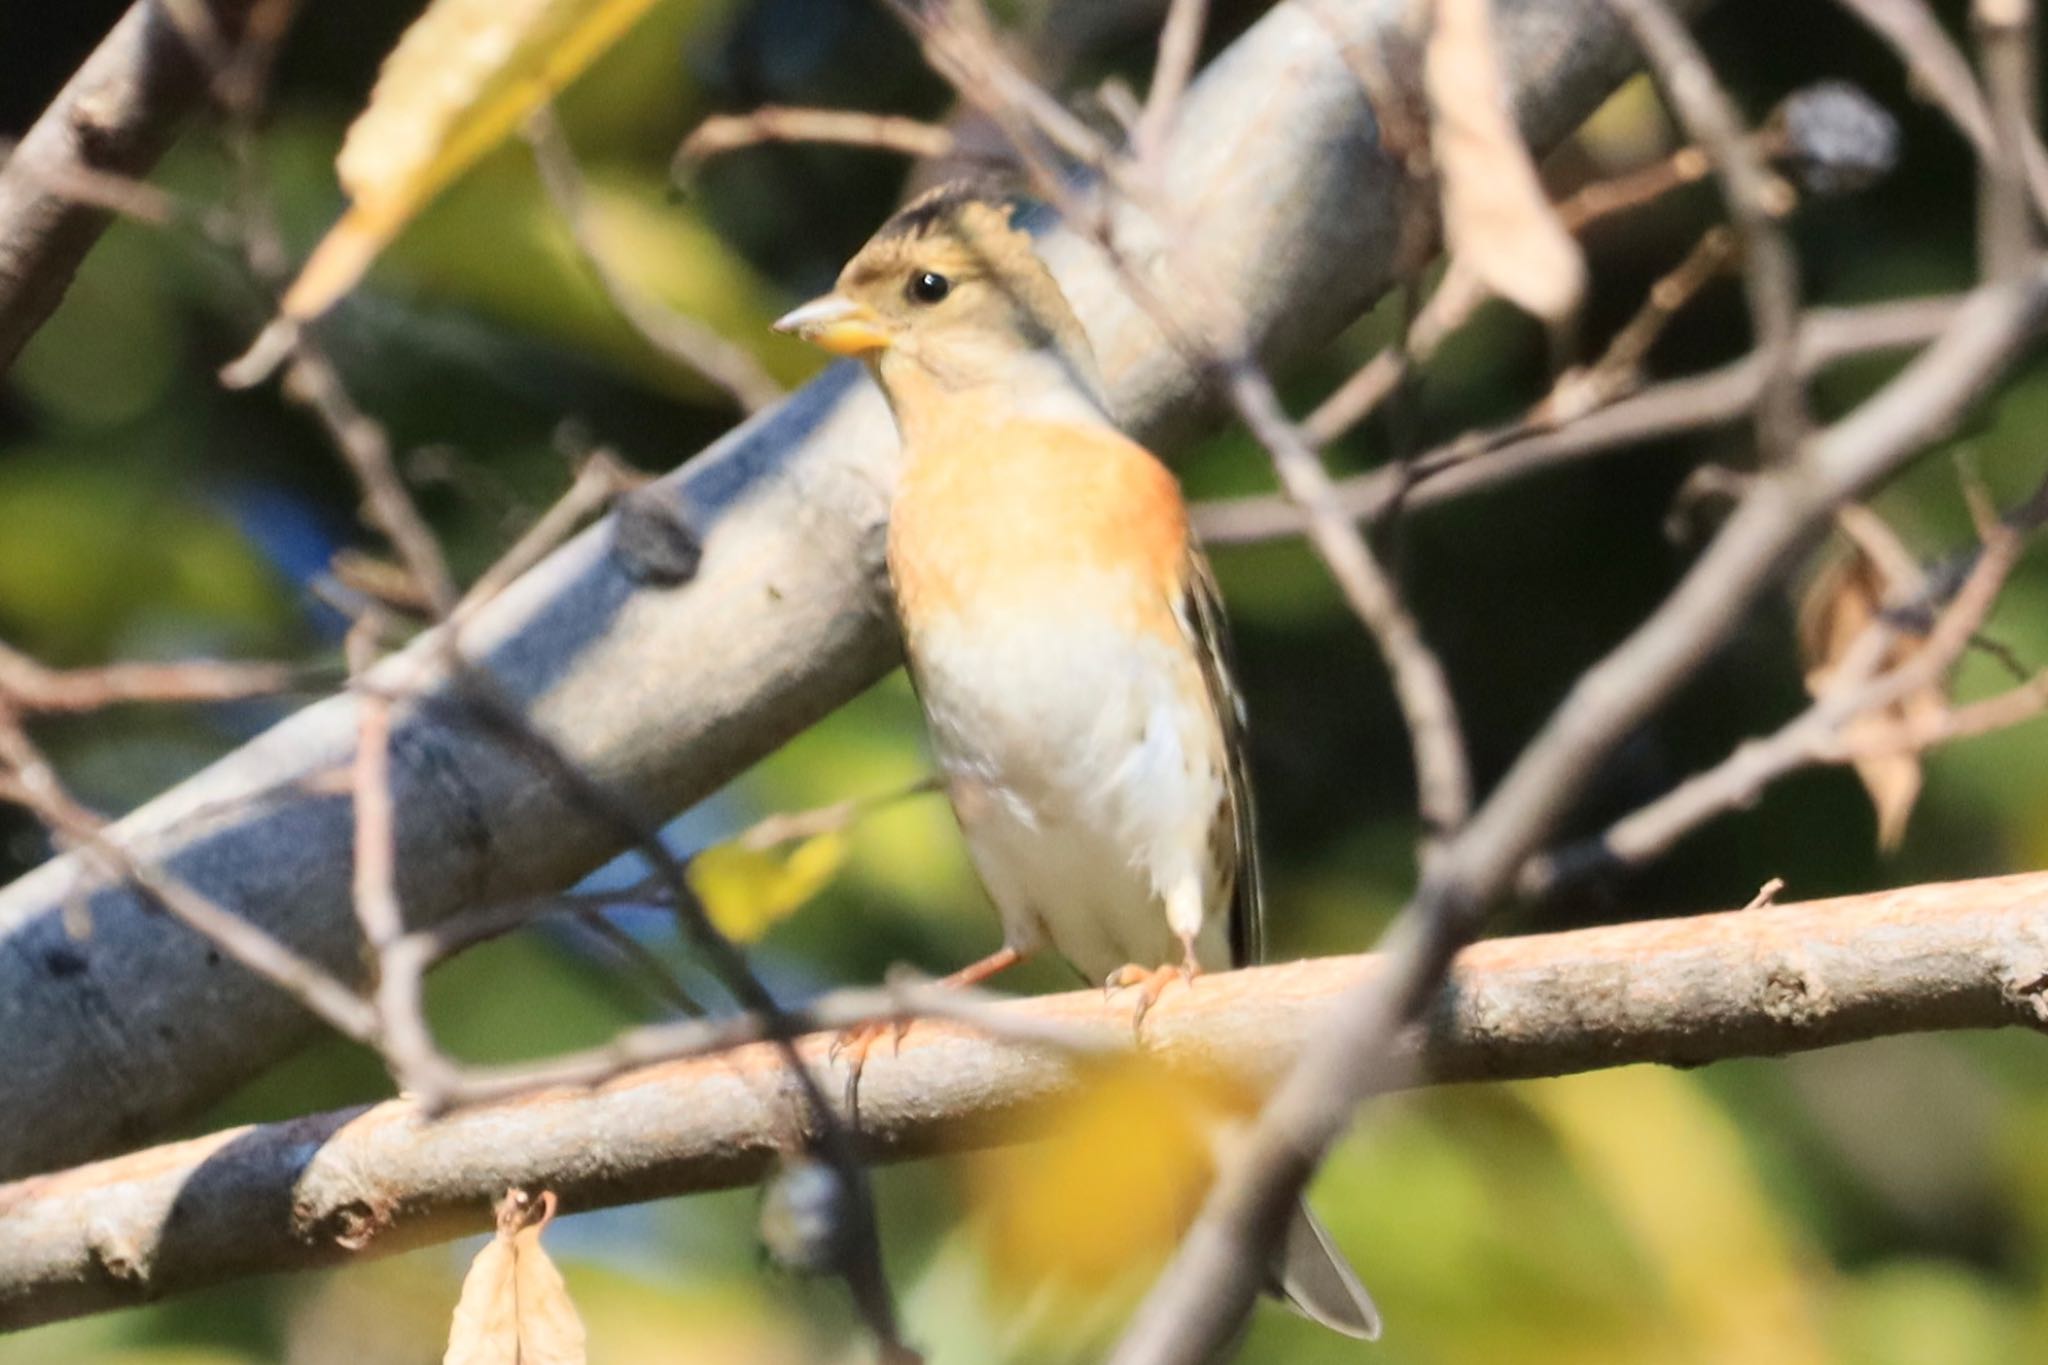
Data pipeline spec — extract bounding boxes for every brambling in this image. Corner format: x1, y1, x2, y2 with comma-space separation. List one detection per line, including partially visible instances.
776, 182, 1379, 1341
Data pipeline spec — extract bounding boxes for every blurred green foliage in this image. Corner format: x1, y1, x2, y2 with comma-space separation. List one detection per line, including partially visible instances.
3, 0, 2047, 1360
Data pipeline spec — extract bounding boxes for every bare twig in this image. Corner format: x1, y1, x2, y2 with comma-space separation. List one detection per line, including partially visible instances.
730, 778, 941, 851
1134, 0, 1209, 166
1608, 0, 1807, 465
1301, 263, 1489, 448
1832, 0, 2048, 218
454, 444, 645, 618
1197, 294, 1964, 545
1976, 0, 2042, 280
346, 632, 461, 1097
525, 106, 784, 414
0, 137, 237, 244
0, 644, 305, 714
282, 340, 460, 616
0, 707, 378, 1045
421, 673, 915, 1356
676, 106, 957, 168
1568, 225, 1738, 401
569, 908, 706, 1018
1300, 123, 1772, 451
1224, 363, 1474, 834
1554, 144, 1714, 222
1524, 495, 2039, 895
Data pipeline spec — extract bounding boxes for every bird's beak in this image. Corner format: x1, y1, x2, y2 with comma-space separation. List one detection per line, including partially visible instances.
772, 294, 891, 357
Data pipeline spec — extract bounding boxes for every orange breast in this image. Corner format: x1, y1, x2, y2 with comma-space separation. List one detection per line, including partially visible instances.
887, 417, 1191, 638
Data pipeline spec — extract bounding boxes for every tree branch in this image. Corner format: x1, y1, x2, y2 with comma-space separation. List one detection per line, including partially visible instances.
0, 1, 250, 373
0, 0, 1659, 1180
0, 871, 2043, 1330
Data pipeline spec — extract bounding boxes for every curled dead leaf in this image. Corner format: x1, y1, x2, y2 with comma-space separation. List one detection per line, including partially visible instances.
1797, 509, 1946, 852
1424, 0, 1587, 322
444, 1188, 586, 1365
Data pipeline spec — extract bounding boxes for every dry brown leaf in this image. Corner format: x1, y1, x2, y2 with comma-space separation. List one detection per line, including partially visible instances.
1424, 0, 1587, 321
1797, 510, 1945, 852
445, 1189, 587, 1365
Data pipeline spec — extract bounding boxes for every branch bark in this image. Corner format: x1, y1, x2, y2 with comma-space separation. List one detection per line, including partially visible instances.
1, 871, 2043, 1331
0, 0, 1659, 1180
0, 2, 249, 373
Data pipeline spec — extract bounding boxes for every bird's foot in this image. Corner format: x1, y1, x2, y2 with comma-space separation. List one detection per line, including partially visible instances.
1104, 955, 1200, 1037
830, 947, 1027, 1119
830, 1017, 909, 1117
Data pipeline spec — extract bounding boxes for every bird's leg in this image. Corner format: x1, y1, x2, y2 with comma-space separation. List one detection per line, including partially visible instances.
1104, 929, 1203, 1036
833, 945, 1028, 1111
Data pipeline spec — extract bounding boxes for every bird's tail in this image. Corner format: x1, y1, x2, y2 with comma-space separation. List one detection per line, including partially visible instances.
1271, 1200, 1381, 1341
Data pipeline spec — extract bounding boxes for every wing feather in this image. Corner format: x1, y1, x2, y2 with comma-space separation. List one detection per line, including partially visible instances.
1179, 541, 1263, 968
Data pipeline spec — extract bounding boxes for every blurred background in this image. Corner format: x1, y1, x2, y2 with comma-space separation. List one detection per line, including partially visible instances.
3, 0, 2047, 1360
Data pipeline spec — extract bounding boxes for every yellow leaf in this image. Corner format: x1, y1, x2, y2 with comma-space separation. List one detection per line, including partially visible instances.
285, 0, 669, 319
686, 831, 849, 942
1525, 1070, 1831, 1365
1426, 0, 1587, 321
963, 1056, 1252, 1319
445, 1190, 587, 1365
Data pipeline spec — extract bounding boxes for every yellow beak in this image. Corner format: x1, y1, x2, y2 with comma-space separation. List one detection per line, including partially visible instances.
772, 294, 891, 357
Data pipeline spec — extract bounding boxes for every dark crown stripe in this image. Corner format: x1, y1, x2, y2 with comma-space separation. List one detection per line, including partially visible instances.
876, 178, 1029, 240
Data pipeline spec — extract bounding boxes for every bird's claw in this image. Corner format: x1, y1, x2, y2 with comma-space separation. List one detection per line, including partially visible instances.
1104, 959, 1200, 1037
830, 1017, 911, 1118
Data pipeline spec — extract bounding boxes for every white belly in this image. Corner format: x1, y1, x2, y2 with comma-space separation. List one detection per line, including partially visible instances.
906, 606, 1232, 984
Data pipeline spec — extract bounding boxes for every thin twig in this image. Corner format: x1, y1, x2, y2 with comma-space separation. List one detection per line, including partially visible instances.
525, 105, 784, 414
0, 642, 307, 713
1975, 0, 2041, 280
731, 778, 941, 851
0, 705, 379, 1043
1831, 0, 2048, 219
1608, 0, 1807, 465
282, 339, 460, 616
455, 444, 645, 618
423, 672, 914, 1357
1134, 0, 1209, 166
570, 909, 707, 1018
676, 106, 957, 168
347, 627, 460, 1096
1196, 294, 1964, 545
1303, 133, 1735, 450
1524, 495, 2038, 895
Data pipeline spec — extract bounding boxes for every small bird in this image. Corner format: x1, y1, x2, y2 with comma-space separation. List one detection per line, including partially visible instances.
775, 182, 1380, 1342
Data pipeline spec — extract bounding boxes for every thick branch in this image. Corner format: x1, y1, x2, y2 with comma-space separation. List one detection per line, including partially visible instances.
0, 0, 1655, 1179
1, 872, 2043, 1330
0, 2, 248, 373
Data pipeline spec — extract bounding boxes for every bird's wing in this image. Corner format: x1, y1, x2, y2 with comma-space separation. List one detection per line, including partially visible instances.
1179, 539, 1264, 968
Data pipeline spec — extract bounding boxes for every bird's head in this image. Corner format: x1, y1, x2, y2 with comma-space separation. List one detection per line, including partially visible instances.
774, 183, 1104, 412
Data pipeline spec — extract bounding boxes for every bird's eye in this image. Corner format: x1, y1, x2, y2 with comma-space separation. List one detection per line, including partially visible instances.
906, 270, 951, 304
